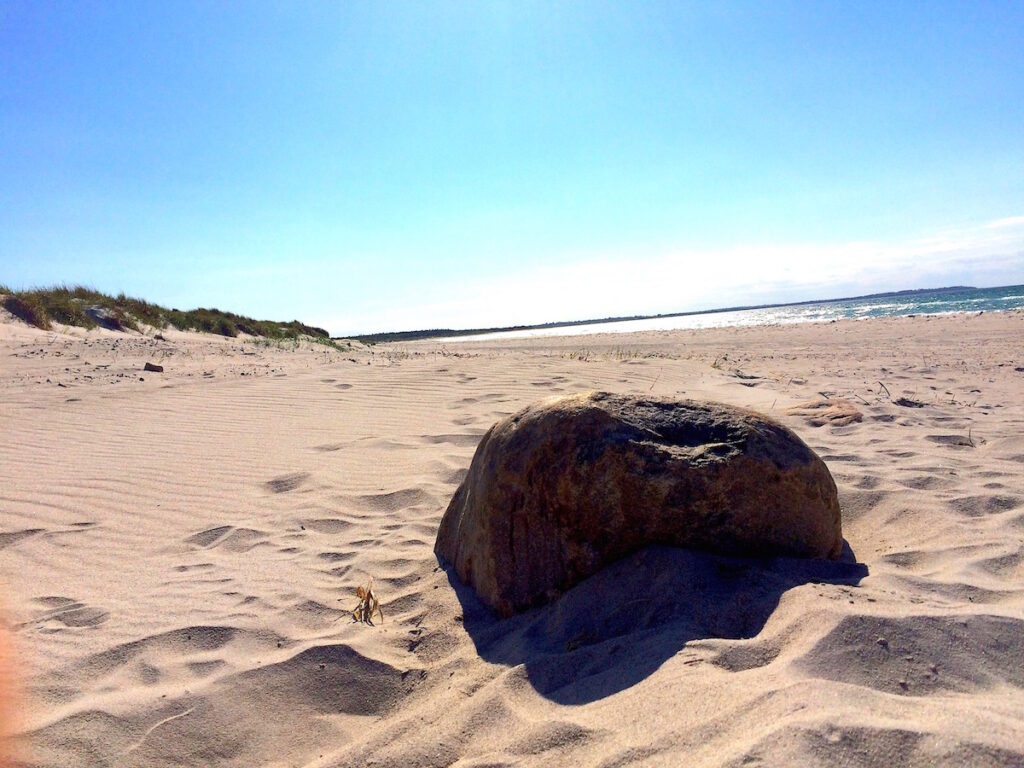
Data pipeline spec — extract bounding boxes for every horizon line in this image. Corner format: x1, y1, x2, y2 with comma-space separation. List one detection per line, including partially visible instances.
347, 282, 1024, 342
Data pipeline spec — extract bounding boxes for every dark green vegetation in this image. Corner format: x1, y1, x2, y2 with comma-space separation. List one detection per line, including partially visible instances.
0, 285, 331, 340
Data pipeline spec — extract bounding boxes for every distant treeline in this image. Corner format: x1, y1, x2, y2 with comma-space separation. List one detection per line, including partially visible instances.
353, 285, 977, 343
0, 284, 330, 340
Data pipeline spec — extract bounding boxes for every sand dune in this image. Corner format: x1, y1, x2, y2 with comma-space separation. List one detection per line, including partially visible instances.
1, 310, 1022, 766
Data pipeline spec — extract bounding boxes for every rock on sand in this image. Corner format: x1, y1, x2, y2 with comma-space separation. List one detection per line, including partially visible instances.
436, 391, 842, 616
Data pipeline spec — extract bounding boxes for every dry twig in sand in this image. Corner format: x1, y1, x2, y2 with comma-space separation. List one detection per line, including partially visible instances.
351, 577, 384, 625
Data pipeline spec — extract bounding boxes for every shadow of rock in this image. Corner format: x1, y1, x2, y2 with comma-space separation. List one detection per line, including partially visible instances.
445, 542, 867, 705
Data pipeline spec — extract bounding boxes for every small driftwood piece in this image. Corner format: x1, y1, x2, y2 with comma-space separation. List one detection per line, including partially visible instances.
351, 577, 383, 625
785, 398, 863, 427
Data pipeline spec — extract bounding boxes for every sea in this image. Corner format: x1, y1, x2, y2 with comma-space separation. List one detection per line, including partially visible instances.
456, 284, 1024, 341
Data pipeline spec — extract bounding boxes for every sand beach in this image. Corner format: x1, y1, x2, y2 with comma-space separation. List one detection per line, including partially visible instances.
2, 309, 1023, 767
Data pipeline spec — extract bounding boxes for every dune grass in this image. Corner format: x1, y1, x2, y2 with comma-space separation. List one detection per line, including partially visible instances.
0, 284, 332, 341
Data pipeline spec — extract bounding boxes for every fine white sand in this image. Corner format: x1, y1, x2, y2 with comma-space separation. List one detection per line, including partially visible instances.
1, 309, 1023, 767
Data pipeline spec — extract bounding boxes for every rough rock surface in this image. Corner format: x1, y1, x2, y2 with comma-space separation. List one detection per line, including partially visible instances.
435, 391, 842, 616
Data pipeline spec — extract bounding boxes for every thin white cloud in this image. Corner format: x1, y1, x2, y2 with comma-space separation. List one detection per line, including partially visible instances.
985, 215, 1024, 229
315, 217, 1024, 335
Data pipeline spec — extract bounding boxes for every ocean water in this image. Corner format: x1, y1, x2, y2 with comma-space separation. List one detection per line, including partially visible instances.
458, 284, 1024, 341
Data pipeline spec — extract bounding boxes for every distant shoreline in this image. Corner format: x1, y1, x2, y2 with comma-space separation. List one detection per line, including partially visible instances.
349, 284, 984, 343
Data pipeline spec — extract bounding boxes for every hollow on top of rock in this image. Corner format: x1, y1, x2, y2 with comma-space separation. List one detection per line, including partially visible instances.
435, 392, 843, 617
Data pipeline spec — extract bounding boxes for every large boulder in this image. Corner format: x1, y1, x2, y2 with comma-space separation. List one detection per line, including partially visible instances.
435, 392, 842, 617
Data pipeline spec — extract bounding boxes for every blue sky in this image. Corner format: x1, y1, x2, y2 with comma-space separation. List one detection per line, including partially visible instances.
2, 2, 1023, 334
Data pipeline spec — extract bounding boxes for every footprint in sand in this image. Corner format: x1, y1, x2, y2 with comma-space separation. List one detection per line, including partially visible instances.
72, 626, 243, 680
976, 549, 1024, 578
879, 550, 927, 569
896, 474, 950, 491
28, 596, 109, 628
173, 562, 216, 573
884, 449, 917, 459
0, 528, 44, 550
820, 453, 861, 463
281, 600, 346, 628
186, 526, 269, 552
712, 640, 782, 672
186, 526, 233, 548
187, 659, 228, 678
797, 614, 1024, 696
453, 393, 505, 406
1, 522, 100, 549
265, 472, 310, 493
419, 433, 485, 448
837, 489, 887, 519
317, 551, 356, 563
301, 518, 355, 534
223, 644, 410, 717
347, 487, 433, 512
444, 468, 468, 486
947, 495, 1021, 517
